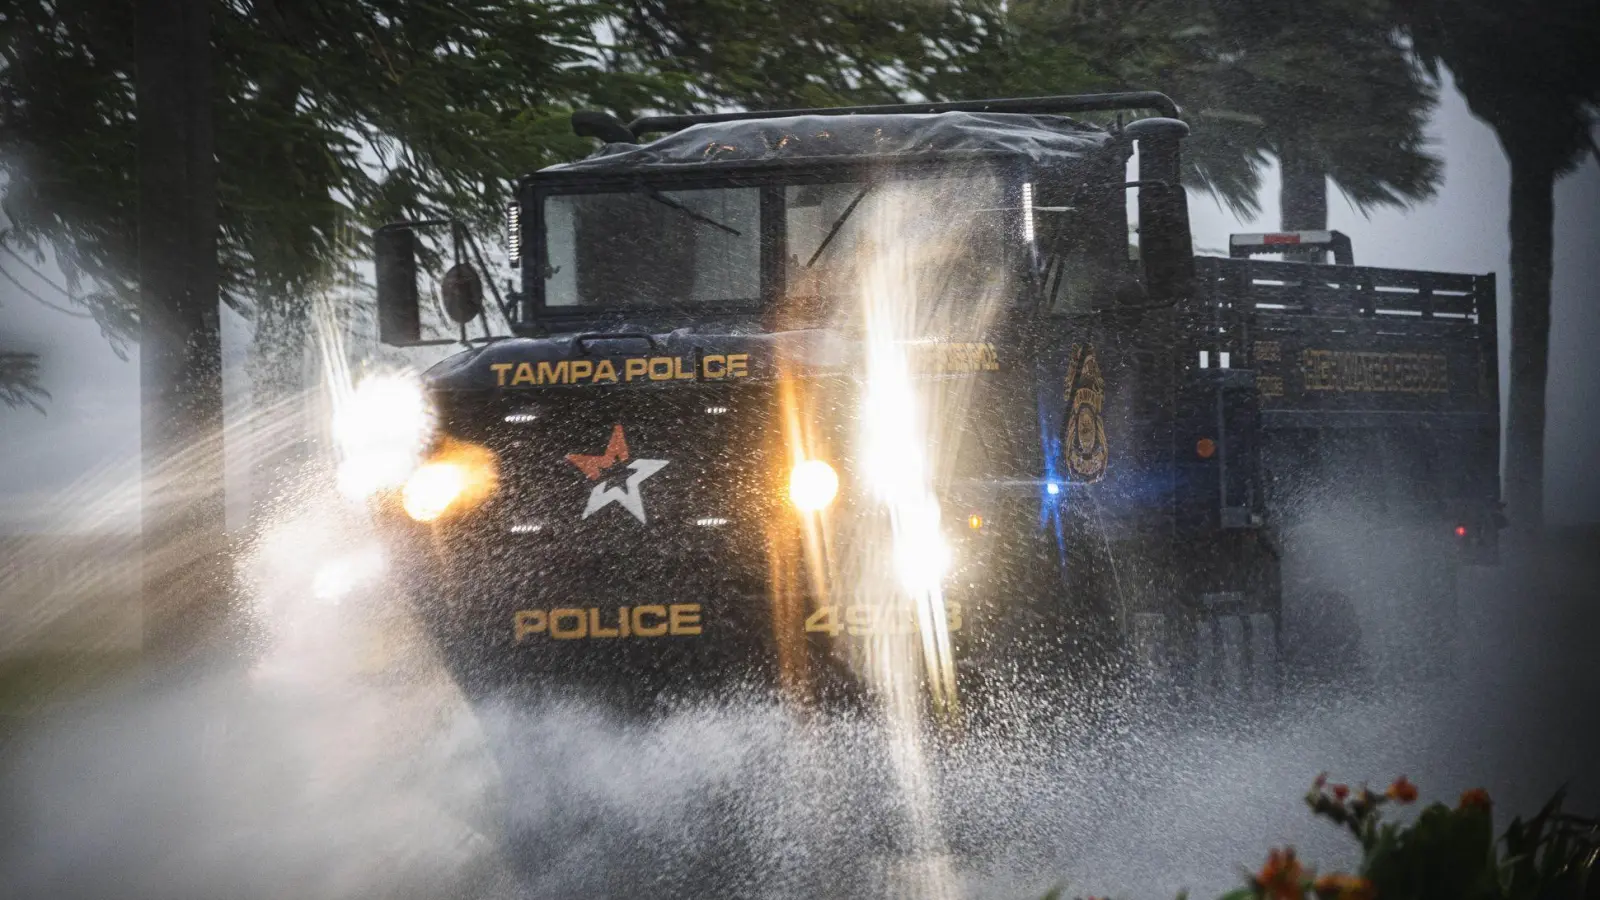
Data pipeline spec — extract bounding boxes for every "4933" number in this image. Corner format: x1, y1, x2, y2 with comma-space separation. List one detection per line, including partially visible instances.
803, 602, 964, 638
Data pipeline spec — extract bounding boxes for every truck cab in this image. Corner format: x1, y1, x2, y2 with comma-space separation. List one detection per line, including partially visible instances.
354, 93, 1499, 718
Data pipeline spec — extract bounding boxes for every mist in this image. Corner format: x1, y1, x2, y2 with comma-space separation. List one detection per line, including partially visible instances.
3, 504, 1595, 898
4, 33, 1600, 900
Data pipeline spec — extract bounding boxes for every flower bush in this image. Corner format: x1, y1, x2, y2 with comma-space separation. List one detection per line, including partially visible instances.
1049, 777, 1600, 900
1231, 777, 1600, 900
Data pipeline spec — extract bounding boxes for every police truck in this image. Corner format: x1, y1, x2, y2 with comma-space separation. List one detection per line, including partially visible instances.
345, 93, 1501, 723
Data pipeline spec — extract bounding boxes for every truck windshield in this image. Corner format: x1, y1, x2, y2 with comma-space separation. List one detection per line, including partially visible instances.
539, 172, 1017, 314
543, 185, 761, 309
783, 175, 1012, 309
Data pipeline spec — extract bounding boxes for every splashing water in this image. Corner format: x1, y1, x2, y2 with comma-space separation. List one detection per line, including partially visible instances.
790, 172, 1019, 897
5, 199, 1600, 900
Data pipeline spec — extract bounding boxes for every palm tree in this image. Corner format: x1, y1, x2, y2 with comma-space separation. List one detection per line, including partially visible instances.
1401, 0, 1600, 527
974, 0, 1268, 217
991, 1, 1441, 249
1199, 0, 1442, 238
0, 350, 48, 413
605, 0, 1007, 111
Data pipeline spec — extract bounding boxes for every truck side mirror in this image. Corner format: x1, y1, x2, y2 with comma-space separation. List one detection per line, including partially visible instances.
441, 263, 484, 324
375, 225, 421, 345
1126, 117, 1194, 302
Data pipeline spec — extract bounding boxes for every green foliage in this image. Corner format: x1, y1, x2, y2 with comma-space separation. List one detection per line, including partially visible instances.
1358, 802, 1498, 900
981, 1, 1441, 225
0, 2, 142, 340
1401, 0, 1600, 175
1398, 0, 1600, 524
608, 0, 1008, 111
0, 0, 1014, 352
1196, 0, 1442, 219
1231, 778, 1599, 900
1046, 779, 1600, 900
0, 350, 48, 413
985, 0, 1271, 216
0, 0, 645, 341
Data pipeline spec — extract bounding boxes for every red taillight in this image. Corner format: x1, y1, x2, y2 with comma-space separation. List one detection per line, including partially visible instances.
1455, 525, 1468, 537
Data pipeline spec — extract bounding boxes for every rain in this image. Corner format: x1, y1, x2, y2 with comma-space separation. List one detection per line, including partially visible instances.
3, 3, 1599, 899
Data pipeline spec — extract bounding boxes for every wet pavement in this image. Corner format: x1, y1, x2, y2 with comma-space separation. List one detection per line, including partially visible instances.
1, 529, 1595, 900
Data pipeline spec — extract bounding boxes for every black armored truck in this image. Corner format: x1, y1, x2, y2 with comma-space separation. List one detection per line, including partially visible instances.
351, 92, 1502, 723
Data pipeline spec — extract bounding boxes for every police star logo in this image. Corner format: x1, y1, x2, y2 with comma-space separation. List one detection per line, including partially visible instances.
565, 424, 667, 523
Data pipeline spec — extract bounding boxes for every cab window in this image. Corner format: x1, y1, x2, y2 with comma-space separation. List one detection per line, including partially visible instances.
783, 173, 1016, 320
543, 186, 761, 309
1036, 170, 1131, 316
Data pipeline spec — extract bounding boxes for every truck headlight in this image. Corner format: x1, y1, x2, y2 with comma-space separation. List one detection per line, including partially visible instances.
332, 372, 434, 499
789, 459, 839, 512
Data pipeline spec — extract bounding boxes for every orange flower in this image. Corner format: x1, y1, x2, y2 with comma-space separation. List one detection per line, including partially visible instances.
1314, 873, 1375, 900
1331, 784, 1350, 801
1257, 847, 1310, 900
1459, 788, 1492, 812
1386, 776, 1418, 804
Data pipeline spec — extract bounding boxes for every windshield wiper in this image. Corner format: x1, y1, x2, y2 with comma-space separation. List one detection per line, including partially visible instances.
805, 184, 874, 268
640, 186, 742, 236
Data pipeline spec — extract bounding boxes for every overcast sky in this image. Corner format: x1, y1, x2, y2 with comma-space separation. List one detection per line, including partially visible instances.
2, 71, 1597, 533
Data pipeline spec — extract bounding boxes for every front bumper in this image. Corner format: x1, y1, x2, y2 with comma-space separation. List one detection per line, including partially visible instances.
379, 489, 1069, 718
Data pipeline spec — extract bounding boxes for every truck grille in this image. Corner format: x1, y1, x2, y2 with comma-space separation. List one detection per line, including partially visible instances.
434, 383, 781, 575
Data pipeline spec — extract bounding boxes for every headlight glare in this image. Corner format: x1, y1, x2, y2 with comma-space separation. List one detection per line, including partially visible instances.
332, 372, 433, 499
789, 459, 839, 512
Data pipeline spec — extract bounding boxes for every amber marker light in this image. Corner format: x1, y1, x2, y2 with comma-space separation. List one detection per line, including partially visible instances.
401, 439, 498, 522
1196, 437, 1217, 459
788, 459, 839, 512
402, 462, 467, 522
968, 513, 984, 530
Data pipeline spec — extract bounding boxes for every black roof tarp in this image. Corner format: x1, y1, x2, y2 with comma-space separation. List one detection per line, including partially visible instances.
543, 112, 1115, 172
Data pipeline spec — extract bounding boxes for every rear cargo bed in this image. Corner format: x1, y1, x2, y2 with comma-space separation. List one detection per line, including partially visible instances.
1196, 255, 1500, 529
1199, 257, 1496, 426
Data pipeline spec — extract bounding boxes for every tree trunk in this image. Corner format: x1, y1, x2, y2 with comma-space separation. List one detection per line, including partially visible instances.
1278, 142, 1330, 262
1502, 144, 1556, 529
137, 0, 226, 659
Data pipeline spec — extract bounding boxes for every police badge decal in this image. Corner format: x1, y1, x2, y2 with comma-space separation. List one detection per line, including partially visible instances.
1063, 344, 1108, 482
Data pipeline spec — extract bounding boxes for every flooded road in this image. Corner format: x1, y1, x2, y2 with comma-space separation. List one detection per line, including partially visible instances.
3, 528, 1596, 900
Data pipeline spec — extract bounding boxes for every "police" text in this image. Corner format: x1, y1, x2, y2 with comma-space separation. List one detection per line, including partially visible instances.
512, 605, 703, 640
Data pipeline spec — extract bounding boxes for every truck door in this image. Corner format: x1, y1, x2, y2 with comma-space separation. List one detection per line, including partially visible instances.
1031, 155, 1175, 640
